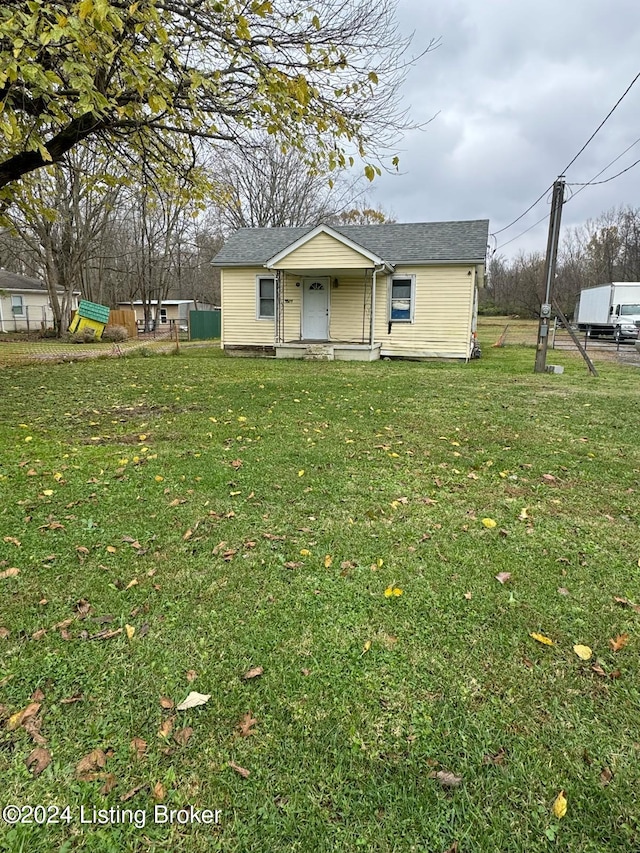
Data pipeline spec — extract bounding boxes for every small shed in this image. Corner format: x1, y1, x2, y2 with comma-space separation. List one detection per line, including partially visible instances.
69, 300, 110, 340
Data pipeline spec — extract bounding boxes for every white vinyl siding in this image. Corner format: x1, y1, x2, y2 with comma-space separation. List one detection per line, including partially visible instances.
256, 275, 275, 320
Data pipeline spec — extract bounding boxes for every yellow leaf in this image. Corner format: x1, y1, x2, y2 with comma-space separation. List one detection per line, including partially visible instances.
155, 475, 164, 482
53, 472, 63, 482
300, 549, 311, 557
42, 489, 54, 496
573, 644, 592, 660
552, 790, 567, 819
237, 416, 247, 422
377, 558, 383, 568
384, 586, 394, 598
324, 555, 332, 568
298, 469, 305, 477
125, 624, 135, 640
530, 632, 554, 646
125, 578, 138, 590
362, 640, 371, 653
106, 545, 117, 554
24, 436, 33, 442
393, 587, 403, 597
138, 434, 147, 441
481, 518, 497, 528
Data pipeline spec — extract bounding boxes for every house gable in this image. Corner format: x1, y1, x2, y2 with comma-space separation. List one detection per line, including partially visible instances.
265, 224, 386, 270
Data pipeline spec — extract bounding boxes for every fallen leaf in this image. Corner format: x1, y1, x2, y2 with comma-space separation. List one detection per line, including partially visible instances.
362, 640, 372, 654
152, 781, 166, 801
125, 578, 138, 590
530, 632, 554, 646
125, 624, 135, 640
324, 554, 333, 568
173, 726, 194, 746
75, 599, 91, 618
176, 691, 210, 711
518, 507, 530, 520
186, 669, 198, 682
88, 627, 122, 640
552, 790, 567, 819
0, 567, 20, 579
76, 748, 107, 780
31, 688, 45, 702
384, 586, 403, 598
463, 591, 472, 600
100, 774, 117, 795
609, 633, 629, 652
106, 545, 117, 554
573, 644, 592, 661
3, 536, 21, 547
300, 549, 311, 557
238, 713, 257, 737
25, 747, 51, 777
301, 668, 311, 676
242, 666, 263, 680
231, 459, 243, 470
482, 747, 507, 766
481, 518, 497, 529
431, 770, 463, 788
495, 572, 511, 584
443, 844, 459, 853
31, 628, 47, 640
120, 783, 147, 802
591, 663, 608, 678
600, 767, 613, 786
0, 627, 10, 639
158, 718, 174, 739
130, 737, 147, 759
542, 474, 556, 483
60, 694, 83, 705
557, 587, 570, 596
228, 761, 250, 778
159, 696, 174, 710
284, 561, 302, 569
613, 596, 640, 614
8, 702, 41, 731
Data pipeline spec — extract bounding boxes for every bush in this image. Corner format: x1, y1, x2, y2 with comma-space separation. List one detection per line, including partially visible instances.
102, 324, 129, 342
69, 328, 96, 343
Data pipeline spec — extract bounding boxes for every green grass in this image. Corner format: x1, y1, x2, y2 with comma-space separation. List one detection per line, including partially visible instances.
1, 339, 639, 852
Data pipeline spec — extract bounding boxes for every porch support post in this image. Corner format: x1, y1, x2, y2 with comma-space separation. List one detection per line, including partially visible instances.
369, 267, 377, 349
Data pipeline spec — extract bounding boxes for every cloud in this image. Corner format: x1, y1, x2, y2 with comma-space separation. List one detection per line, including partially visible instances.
371, 0, 640, 256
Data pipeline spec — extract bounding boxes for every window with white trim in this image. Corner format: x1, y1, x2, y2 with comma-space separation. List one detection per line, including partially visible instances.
389, 275, 415, 322
11, 294, 24, 316
257, 275, 275, 319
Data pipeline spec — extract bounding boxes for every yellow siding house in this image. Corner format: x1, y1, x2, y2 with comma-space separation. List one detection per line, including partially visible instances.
212, 220, 489, 361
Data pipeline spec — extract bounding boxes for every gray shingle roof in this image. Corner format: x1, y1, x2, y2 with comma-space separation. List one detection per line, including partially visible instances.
212, 220, 489, 267
0, 269, 49, 292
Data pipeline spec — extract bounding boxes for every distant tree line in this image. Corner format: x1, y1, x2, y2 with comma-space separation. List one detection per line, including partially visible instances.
483, 206, 640, 318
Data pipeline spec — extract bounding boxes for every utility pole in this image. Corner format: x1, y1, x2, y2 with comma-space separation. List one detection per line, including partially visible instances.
534, 176, 565, 373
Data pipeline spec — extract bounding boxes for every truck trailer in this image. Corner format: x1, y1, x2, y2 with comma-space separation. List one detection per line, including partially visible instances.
574, 282, 640, 341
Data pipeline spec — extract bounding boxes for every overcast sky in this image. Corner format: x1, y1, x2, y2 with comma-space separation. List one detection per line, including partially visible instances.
370, 0, 640, 259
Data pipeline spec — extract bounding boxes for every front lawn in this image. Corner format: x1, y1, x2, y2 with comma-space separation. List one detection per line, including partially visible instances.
1, 343, 639, 852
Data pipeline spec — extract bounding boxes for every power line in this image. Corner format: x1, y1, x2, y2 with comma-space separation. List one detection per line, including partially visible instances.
494, 211, 550, 252
566, 134, 640, 190
491, 185, 553, 236
490, 69, 640, 241
560, 70, 640, 174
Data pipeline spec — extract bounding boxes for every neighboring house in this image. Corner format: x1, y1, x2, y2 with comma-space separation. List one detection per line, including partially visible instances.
117, 300, 216, 330
212, 220, 489, 361
0, 269, 79, 333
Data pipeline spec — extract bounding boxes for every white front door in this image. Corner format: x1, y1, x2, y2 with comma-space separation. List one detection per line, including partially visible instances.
302, 277, 329, 340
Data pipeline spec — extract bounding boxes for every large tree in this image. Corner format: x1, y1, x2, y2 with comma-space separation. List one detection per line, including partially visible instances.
0, 0, 433, 201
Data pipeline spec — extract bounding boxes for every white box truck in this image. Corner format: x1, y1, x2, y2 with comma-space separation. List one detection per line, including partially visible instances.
575, 282, 640, 341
